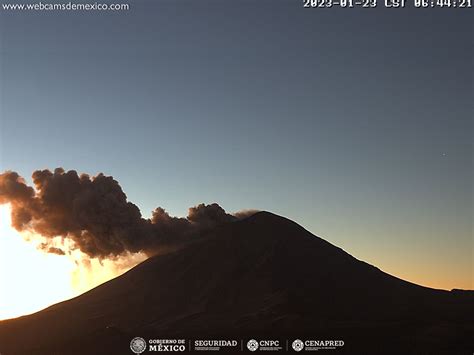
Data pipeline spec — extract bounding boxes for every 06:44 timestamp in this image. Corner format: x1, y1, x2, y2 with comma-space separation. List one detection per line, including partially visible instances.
303, 0, 471, 6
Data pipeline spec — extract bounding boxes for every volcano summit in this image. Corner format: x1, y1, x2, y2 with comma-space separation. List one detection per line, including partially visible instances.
0, 212, 472, 354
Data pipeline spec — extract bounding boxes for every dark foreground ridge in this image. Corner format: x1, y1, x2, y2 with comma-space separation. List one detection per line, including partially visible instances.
0, 212, 472, 354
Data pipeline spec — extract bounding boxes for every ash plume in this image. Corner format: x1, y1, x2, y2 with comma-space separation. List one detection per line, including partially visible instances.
0, 168, 257, 259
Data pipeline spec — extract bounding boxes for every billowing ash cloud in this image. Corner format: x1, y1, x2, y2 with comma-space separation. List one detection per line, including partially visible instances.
0, 168, 257, 259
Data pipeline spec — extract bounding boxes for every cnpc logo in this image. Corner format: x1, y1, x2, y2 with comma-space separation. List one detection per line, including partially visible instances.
247, 339, 281, 351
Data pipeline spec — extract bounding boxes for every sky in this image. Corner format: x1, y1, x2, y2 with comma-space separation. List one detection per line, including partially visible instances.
0, 0, 472, 314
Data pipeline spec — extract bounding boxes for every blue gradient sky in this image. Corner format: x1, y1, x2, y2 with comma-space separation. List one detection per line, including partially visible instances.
0, 0, 472, 289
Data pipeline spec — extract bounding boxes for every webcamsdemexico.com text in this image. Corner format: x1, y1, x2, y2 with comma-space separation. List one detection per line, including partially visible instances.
1, 1, 130, 11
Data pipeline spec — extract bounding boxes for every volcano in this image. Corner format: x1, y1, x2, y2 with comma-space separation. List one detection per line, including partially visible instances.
0, 212, 472, 354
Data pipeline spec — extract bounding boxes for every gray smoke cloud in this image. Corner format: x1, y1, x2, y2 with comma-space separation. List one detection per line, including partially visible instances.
0, 168, 258, 259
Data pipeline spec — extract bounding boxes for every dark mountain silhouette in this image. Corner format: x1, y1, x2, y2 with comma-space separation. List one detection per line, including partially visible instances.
0, 212, 472, 354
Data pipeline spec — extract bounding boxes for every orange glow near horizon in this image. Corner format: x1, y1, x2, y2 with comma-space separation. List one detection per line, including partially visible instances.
0, 204, 146, 320
0, 204, 470, 321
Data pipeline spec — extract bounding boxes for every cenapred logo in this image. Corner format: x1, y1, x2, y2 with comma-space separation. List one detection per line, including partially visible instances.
292, 339, 304, 352
247, 339, 259, 351
130, 337, 147, 354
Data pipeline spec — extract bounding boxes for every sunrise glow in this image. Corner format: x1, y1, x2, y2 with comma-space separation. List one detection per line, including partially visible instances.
0, 204, 145, 320
0, 204, 74, 319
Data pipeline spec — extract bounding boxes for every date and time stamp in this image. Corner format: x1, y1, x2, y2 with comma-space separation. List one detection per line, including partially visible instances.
303, 0, 471, 8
